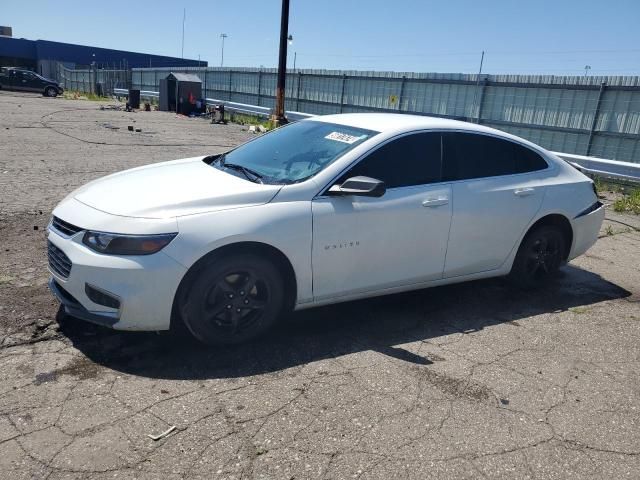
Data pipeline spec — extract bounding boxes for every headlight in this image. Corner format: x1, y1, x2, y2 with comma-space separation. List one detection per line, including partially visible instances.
82, 231, 177, 255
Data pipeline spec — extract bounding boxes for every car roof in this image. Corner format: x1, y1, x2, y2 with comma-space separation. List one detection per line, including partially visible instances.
312, 113, 539, 147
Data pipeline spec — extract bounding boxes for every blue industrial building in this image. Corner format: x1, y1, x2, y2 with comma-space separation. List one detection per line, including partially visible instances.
0, 35, 205, 77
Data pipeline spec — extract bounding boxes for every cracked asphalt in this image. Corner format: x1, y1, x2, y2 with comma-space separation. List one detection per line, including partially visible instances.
1, 92, 639, 479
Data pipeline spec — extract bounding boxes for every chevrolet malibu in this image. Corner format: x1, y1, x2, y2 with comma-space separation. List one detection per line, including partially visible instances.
48, 113, 604, 344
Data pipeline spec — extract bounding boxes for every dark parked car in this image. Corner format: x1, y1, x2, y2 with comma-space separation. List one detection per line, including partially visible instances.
0, 67, 63, 97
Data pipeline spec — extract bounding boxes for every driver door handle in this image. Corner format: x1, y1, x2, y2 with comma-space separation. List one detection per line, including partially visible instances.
422, 197, 449, 207
514, 188, 535, 197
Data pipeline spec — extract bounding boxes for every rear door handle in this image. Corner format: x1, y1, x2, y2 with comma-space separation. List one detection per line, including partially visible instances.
422, 197, 449, 207
514, 188, 535, 197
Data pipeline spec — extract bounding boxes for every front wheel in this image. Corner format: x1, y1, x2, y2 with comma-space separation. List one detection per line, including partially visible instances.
179, 254, 284, 345
44, 87, 58, 97
509, 225, 566, 289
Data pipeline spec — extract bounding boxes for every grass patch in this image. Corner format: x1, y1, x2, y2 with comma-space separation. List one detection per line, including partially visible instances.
569, 306, 590, 314
613, 188, 640, 215
229, 112, 275, 131
63, 91, 111, 102
593, 177, 623, 196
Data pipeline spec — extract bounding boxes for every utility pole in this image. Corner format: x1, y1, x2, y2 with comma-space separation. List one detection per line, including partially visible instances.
273, 0, 290, 125
181, 8, 186, 59
584, 65, 592, 77
220, 33, 228, 67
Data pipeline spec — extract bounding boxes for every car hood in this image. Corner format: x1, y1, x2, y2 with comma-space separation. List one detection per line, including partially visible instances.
73, 156, 282, 219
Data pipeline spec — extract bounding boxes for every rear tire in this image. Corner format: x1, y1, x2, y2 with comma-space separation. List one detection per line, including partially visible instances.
508, 225, 566, 289
44, 87, 58, 97
179, 253, 284, 346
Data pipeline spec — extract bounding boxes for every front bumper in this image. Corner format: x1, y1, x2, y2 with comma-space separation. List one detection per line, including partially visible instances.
49, 278, 119, 328
47, 227, 187, 331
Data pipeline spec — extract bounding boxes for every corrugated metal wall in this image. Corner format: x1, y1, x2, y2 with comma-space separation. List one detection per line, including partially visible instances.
125, 66, 640, 163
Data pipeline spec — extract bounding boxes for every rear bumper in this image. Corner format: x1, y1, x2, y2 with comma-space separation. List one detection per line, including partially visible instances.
568, 202, 605, 260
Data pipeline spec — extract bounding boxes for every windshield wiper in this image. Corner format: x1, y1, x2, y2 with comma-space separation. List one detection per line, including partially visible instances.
223, 162, 264, 184
210, 153, 264, 183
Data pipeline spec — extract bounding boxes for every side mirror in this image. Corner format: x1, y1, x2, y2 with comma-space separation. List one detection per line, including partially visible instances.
328, 176, 386, 198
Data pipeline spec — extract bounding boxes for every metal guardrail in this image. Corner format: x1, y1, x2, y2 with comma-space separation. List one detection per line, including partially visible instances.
114, 88, 158, 99
111, 89, 639, 181
553, 152, 640, 183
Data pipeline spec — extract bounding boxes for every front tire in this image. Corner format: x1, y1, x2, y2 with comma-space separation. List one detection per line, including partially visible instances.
179, 253, 284, 345
44, 87, 58, 97
509, 225, 566, 289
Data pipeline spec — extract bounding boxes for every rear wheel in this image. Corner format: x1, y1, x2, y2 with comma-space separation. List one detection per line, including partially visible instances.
509, 225, 566, 289
179, 254, 284, 345
44, 87, 58, 97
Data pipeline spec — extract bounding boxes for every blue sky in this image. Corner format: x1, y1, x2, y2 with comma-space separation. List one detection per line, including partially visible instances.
4, 0, 640, 75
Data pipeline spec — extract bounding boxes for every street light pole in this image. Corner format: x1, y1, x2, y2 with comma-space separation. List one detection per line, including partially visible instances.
273, 0, 290, 125
181, 8, 186, 59
220, 33, 228, 67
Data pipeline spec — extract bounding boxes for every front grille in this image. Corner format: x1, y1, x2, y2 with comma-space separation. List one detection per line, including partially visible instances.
47, 241, 72, 278
51, 216, 82, 237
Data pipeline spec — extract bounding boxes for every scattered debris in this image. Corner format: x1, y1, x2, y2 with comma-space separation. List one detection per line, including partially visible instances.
255, 446, 268, 456
257, 125, 267, 133
147, 425, 176, 441
33, 226, 38, 231
135, 128, 142, 133
127, 125, 134, 132
248, 125, 257, 133
160, 389, 169, 394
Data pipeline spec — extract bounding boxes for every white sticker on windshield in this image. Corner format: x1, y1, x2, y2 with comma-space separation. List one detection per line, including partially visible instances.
325, 132, 363, 144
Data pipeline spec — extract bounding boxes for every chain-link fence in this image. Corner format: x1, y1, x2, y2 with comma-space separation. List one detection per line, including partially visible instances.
54, 63, 131, 96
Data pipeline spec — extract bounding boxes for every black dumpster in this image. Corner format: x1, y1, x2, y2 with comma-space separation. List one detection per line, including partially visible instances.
128, 89, 140, 109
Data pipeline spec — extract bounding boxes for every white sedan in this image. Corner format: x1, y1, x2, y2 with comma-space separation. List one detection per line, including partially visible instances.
48, 113, 604, 344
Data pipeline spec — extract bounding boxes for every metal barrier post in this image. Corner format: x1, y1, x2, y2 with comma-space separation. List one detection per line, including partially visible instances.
476, 78, 488, 123
398, 75, 406, 112
586, 81, 607, 157
339, 74, 346, 113
296, 71, 302, 112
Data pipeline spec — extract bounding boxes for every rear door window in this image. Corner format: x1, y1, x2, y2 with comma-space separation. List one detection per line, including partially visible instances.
442, 132, 547, 181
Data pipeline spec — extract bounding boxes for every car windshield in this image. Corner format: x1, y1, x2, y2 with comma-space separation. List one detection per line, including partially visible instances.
215, 120, 378, 184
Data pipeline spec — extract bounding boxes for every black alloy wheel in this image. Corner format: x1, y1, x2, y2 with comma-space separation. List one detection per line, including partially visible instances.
509, 226, 566, 289
204, 270, 269, 334
180, 254, 284, 345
